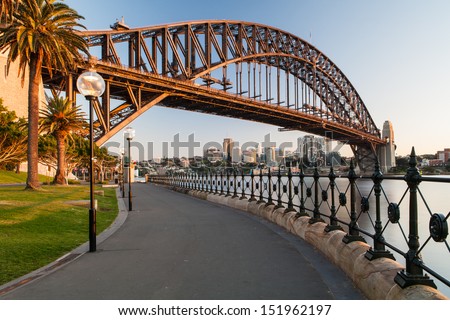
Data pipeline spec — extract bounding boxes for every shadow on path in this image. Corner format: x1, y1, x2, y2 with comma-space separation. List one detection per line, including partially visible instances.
1, 183, 364, 300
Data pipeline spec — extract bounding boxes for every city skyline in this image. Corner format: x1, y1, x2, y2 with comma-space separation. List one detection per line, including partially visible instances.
64, 0, 450, 159
104, 133, 346, 163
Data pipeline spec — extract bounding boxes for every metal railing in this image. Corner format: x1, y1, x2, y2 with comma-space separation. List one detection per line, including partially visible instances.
149, 148, 449, 293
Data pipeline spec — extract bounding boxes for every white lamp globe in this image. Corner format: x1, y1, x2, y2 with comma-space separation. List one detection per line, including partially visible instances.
77, 70, 106, 97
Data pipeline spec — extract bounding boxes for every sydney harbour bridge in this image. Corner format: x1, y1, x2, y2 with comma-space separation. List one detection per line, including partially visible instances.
42, 20, 394, 171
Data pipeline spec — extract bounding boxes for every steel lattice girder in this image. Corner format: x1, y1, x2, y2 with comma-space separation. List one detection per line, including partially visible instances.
42, 20, 384, 148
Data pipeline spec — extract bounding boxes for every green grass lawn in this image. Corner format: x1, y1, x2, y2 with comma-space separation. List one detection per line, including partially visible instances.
0, 170, 49, 184
0, 185, 119, 286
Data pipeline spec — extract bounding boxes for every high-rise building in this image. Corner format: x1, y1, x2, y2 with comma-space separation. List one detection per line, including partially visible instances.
223, 138, 233, 161
264, 146, 276, 164
231, 146, 241, 163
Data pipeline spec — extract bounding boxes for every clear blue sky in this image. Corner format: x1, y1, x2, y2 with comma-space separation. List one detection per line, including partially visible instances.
64, 0, 450, 160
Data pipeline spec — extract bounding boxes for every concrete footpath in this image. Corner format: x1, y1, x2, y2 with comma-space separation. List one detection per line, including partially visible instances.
0, 183, 363, 300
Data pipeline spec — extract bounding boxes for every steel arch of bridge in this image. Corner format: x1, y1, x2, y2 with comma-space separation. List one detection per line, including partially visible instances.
43, 20, 385, 166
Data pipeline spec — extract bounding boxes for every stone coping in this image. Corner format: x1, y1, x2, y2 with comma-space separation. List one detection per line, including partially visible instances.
171, 187, 448, 300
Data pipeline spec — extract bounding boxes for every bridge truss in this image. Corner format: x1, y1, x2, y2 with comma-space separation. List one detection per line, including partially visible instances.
42, 20, 385, 170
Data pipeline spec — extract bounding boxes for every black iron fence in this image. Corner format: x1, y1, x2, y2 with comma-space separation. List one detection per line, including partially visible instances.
149, 148, 449, 293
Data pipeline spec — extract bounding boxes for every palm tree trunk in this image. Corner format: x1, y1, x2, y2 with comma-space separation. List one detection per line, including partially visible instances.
54, 132, 67, 185
26, 55, 42, 190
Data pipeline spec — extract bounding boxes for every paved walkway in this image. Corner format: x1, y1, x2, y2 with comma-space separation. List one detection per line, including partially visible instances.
0, 183, 363, 300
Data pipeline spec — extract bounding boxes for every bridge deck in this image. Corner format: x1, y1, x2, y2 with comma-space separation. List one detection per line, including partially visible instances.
1, 183, 363, 299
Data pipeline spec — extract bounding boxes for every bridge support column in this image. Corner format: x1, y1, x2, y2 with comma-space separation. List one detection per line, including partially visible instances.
377, 141, 396, 173
377, 120, 396, 173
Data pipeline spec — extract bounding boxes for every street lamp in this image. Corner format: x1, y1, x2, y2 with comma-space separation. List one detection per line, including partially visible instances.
120, 148, 125, 198
77, 70, 105, 253
124, 126, 135, 211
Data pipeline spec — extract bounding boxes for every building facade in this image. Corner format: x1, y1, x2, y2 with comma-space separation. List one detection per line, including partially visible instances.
1, 51, 50, 175
437, 148, 450, 163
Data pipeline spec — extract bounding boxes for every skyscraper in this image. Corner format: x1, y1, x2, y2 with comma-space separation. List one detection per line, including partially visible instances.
264, 146, 276, 164
223, 138, 233, 161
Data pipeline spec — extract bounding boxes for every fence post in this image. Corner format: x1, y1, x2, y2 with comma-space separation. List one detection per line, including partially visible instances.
274, 167, 284, 209
210, 170, 214, 193
240, 170, 247, 200
201, 172, 205, 192
232, 170, 238, 198
365, 161, 394, 260
249, 170, 257, 202
297, 166, 307, 217
285, 167, 296, 213
343, 160, 366, 243
192, 172, 195, 190
394, 147, 436, 288
182, 172, 185, 189
218, 171, 223, 195
325, 166, 343, 232
226, 170, 231, 197
309, 167, 324, 224
214, 171, 218, 194
257, 168, 264, 203
266, 168, 274, 206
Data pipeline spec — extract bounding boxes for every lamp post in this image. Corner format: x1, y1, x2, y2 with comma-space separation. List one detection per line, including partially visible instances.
76, 70, 105, 253
120, 148, 125, 198
124, 126, 135, 211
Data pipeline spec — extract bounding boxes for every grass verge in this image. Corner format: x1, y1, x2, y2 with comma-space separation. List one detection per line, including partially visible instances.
0, 170, 49, 184
0, 185, 118, 285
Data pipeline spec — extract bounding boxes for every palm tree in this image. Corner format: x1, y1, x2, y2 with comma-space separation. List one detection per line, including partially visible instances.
39, 95, 86, 185
0, 0, 17, 22
0, 0, 14, 20
0, 0, 89, 189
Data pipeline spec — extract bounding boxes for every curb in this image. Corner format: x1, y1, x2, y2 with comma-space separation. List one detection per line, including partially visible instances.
0, 187, 129, 297
169, 187, 449, 300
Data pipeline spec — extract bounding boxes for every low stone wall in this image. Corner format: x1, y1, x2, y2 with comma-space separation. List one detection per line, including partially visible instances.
171, 186, 448, 300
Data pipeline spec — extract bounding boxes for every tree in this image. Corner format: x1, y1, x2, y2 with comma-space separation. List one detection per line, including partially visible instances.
0, 0, 18, 22
94, 147, 117, 183
39, 133, 95, 181
0, 99, 27, 169
0, 0, 89, 189
39, 95, 86, 185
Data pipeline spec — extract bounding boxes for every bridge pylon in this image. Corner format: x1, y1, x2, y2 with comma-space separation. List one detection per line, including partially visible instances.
352, 120, 396, 174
